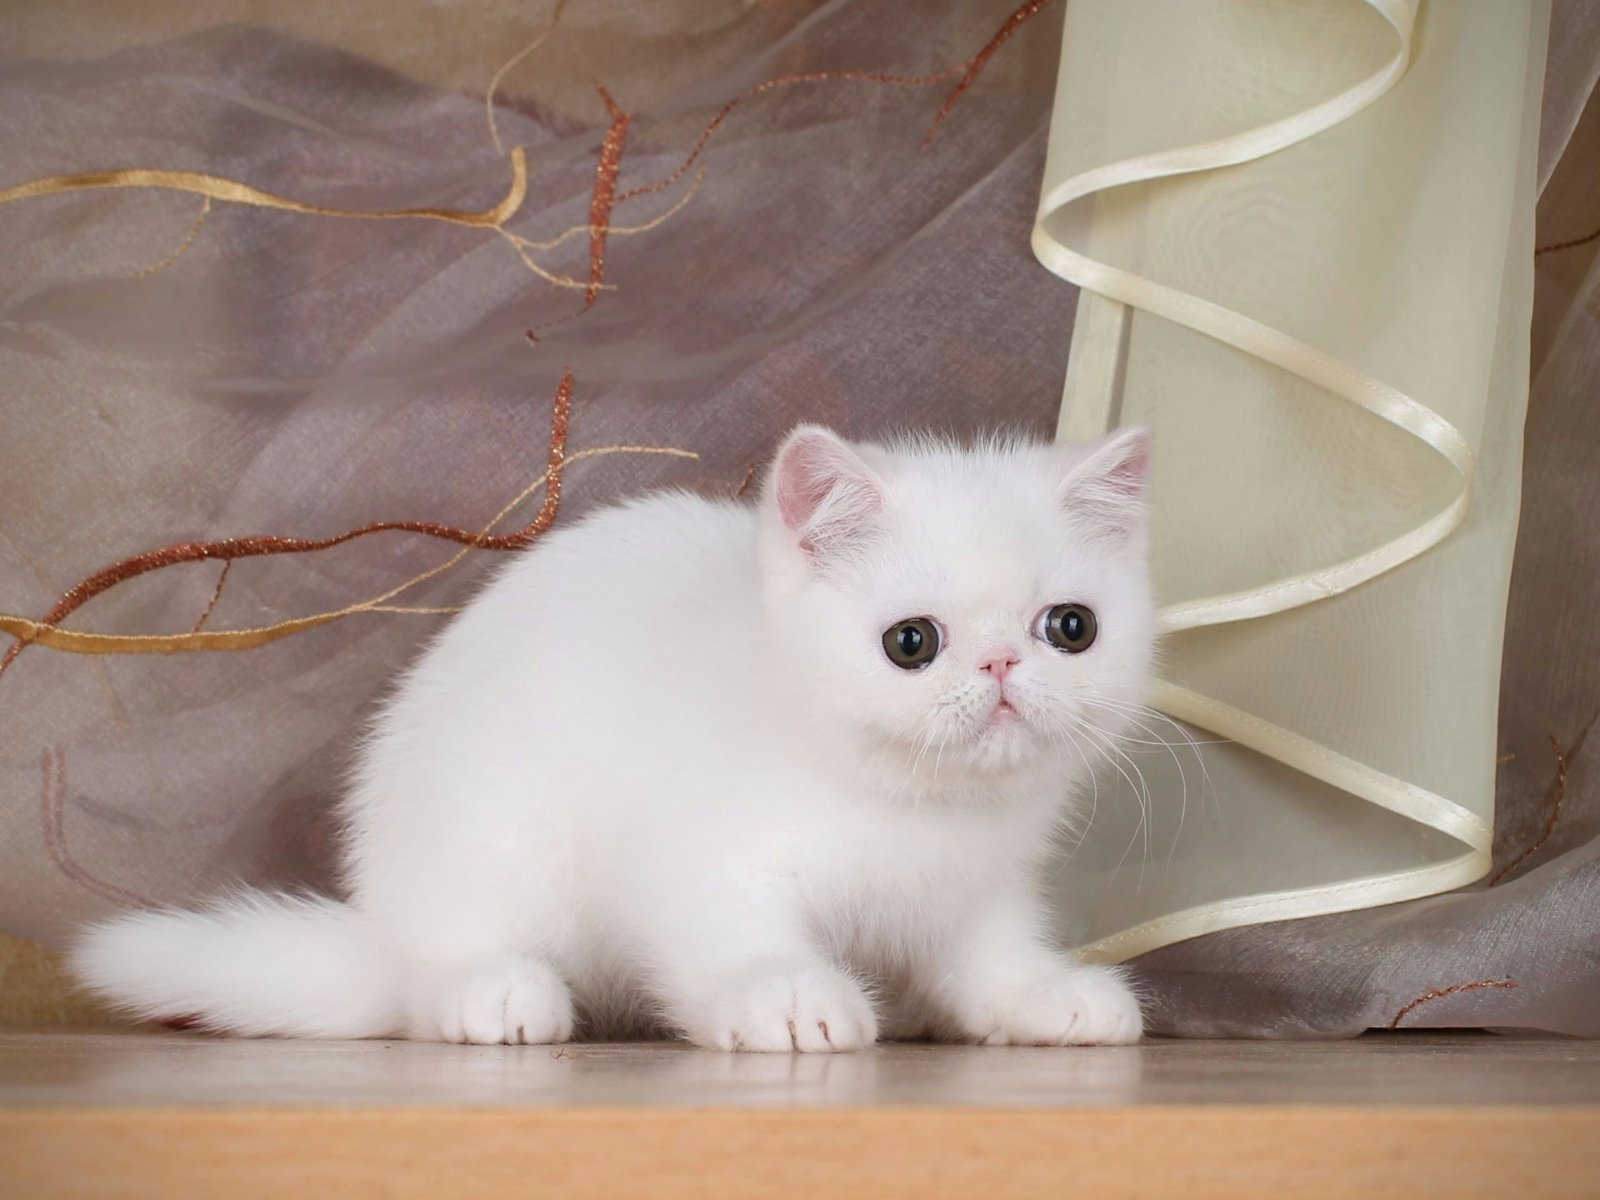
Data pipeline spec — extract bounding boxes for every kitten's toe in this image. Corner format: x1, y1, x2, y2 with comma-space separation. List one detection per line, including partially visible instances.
695, 965, 877, 1053
980, 965, 1143, 1046
415, 955, 574, 1045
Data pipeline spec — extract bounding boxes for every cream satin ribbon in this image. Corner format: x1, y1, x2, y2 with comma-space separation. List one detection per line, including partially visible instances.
1032, 0, 1513, 958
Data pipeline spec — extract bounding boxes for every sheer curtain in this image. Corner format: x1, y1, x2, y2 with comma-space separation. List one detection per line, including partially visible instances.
0, 1, 1070, 952
2, 0, 1596, 1036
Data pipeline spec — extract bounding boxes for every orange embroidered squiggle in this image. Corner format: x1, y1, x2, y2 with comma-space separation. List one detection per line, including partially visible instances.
586, 86, 632, 308
1490, 735, 1572, 885
0, 372, 572, 676
616, 0, 1058, 204
1387, 978, 1518, 1028
0, 447, 700, 660
922, 0, 1055, 144
614, 66, 962, 205
527, 86, 633, 340
41, 746, 154, 910
1535, 227, 1600, 255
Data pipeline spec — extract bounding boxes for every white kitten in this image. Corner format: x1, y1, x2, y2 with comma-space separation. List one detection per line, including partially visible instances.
73, 424, 1155, 1051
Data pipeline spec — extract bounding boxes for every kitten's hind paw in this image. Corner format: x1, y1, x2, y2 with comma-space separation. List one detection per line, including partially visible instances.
411, 954, 574, 1045
692, 965, 877, 1053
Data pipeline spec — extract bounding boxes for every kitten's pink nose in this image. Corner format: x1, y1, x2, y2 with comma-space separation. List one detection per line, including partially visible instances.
978, 651, 1021, 681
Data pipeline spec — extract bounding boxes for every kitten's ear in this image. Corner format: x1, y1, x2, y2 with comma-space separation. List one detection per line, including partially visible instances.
769, 425, 884, 561
1057, 426, 1150, 539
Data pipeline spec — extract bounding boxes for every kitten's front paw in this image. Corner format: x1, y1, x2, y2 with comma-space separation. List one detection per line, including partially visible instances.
412, 955, 575, 1045
974, 965, 1142, 1046
694, 965, 877, 1053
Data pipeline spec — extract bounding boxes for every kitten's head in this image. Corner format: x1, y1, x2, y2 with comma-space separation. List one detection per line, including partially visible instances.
758, 425, 1155, 790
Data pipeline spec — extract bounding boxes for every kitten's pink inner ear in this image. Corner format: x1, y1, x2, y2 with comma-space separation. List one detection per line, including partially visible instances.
1058, 426, 1150, 536
775, 438, 830, 533
772, 427, 883, 556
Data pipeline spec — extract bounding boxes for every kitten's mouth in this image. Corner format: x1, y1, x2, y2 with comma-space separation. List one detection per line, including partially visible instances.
991, 699, 1020, 723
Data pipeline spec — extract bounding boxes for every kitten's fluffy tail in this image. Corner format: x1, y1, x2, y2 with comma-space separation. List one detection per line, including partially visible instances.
70, 894, 403, 1039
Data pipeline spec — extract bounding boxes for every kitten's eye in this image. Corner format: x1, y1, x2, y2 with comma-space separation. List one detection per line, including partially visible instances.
882, 618, 941, 670
1040, 604, 1098, 653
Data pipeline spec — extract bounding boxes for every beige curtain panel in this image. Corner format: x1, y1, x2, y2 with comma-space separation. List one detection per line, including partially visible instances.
1035, 0, 1544, 956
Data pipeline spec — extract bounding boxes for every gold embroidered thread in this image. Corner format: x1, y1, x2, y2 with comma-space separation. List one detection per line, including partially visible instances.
494, 227, 604, 291
1, 370, 573, 678
0, 445, 696, 659
133, 195, 210, 279
189, 559, 231, 633
0, 148, 529, 229
486, 0, 572, 156
505, 164, 704, 253
0, 147, 607, 291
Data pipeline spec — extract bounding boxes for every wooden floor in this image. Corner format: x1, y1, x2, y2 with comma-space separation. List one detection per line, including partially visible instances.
2, 1030, 1597, 1198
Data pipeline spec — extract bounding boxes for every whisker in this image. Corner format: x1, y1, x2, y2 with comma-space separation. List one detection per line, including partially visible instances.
1054, 722, 1099, 861
1080, 692, 1222, 829
1072, 718, 1152, 889
907, 724, 938, 778
1078, 697, 1193, 867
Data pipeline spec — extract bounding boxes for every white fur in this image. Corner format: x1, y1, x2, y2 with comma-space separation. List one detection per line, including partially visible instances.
73, 425, 1156, 1050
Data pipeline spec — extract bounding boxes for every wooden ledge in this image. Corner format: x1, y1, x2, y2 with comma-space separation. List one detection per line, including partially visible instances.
3, 1031, 1597, 1198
